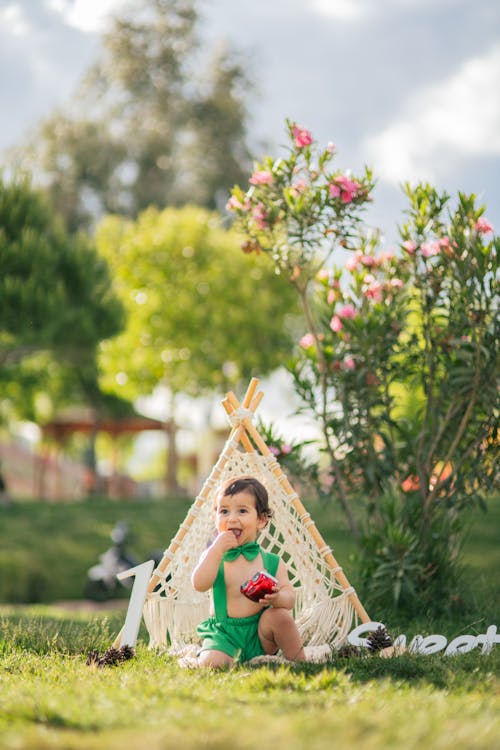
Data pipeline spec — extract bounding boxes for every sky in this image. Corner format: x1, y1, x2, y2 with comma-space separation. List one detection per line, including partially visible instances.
1, 0, 499, 443
1, 0, 499, 237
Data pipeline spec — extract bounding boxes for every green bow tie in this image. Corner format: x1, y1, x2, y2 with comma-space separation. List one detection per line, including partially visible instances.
223, 542, 261, 562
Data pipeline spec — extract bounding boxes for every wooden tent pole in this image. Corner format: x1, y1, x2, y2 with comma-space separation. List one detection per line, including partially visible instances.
242, 377, 259, 408
222, 388, 371, 624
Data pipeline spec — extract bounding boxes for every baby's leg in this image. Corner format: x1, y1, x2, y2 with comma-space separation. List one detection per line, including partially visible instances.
197, 649, 234, 669
258, 608, 305, 661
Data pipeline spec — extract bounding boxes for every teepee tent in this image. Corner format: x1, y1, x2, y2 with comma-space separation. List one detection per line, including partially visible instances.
132, 379, 370, 651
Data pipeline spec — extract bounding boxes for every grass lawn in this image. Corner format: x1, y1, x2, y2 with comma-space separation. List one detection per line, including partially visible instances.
0, 609, 499, 750
0, 493, 499, 749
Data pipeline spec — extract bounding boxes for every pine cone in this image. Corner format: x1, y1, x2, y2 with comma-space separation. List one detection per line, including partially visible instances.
336, 643, 364, 659
86, 650, 103, 667
118, 645, 135, 663
86, 644, 136, 668
100, 647, 122, 666
366, 625, 393, 653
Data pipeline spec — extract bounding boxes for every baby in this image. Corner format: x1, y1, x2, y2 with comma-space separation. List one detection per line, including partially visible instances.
191, 476, 305, 667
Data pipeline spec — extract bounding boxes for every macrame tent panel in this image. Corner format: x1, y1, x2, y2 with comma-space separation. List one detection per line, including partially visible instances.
142, 379, 369, 651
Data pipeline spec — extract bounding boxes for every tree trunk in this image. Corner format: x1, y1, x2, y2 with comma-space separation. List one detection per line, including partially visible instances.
165, 390, 181, 495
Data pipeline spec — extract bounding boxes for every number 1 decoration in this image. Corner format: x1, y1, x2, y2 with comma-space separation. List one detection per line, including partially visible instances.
116, 560, 155, 647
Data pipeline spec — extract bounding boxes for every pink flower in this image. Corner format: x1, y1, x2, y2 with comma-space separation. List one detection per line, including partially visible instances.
281, 444, 292, 455
292, 125, 313, 148
364, 280, 384, 303
226, 195, 250, 211
269, 446, 280, 457
361, 255, 376, 267
337, 175, 360, 193
342, 357, 356, 370
327, 289, 337, 305
421, 241, 440, 258
338, 304, 357, 319
402, 240, 417, 255
327, 141, 336, 153
299, 333, 315, 349
249, 169, 273, 185
345, 253, 362, 272
252, 203, 269, 229
316, 269, 330, 282
329, 184, 341, 199
330, 315, 343, 333
341, 190, 357, 205
329, 174, 361, 204
475, 217, 494, 234
390, 278, 404, 289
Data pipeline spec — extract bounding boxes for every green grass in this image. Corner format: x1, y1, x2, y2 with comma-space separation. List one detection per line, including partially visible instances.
0, 495, 499, 749
0, 610, 499, 750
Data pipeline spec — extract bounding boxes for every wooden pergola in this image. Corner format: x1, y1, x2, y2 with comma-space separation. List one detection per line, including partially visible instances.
40, 407, 169, 500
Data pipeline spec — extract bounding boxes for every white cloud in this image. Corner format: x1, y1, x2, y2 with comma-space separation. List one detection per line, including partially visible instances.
311, 0, 369, 21
363, 44, 500, 184
1, 3, 30, 36
47, 0, 126, 33
310, 0, 455, 21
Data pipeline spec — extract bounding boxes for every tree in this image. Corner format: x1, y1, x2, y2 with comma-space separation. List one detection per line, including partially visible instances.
95, 204, 301, 489
10, 0, 253, 231
0, 174, 124, 423
229, 122, 499, 614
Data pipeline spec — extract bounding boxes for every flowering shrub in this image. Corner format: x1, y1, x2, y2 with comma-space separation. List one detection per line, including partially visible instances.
227, 119, 374, 284
230, 121, 499, 613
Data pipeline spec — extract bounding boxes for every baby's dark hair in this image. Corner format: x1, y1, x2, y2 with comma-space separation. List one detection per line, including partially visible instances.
220, 476, 273, 519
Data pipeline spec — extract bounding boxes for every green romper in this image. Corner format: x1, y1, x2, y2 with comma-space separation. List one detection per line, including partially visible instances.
197, 547, 280, 662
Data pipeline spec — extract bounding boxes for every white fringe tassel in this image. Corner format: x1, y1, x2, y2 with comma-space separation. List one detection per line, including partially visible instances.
295, 593, 355, 647
144, 594, 210, 650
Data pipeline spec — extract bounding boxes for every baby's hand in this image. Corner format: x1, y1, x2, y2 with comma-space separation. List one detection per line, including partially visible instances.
259, 585, 280, 606
211, 530, 238, 555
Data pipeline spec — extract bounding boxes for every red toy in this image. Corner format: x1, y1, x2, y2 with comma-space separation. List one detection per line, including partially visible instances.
240, 571, 279, 602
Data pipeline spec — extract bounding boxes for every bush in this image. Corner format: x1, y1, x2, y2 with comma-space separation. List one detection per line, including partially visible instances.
229, 121, 499, 613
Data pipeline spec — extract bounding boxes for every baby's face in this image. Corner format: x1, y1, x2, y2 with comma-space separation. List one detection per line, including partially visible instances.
215, 490, 267, 545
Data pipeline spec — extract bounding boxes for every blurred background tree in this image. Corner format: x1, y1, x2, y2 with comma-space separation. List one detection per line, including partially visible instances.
0, 174, 124, 425
8, 0, 253, 232
96, 204, 301, 490
0, 0, 271, 495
